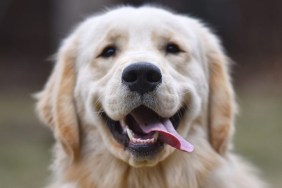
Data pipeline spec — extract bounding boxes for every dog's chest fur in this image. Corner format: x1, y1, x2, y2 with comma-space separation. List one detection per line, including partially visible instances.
55, 136, 222, 188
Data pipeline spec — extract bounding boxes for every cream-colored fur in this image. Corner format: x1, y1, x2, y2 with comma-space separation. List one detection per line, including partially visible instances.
36, 6, 266, 188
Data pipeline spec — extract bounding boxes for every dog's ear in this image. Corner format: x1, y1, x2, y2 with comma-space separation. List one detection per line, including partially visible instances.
36, 37, 80, 161
205, 33, 236, 156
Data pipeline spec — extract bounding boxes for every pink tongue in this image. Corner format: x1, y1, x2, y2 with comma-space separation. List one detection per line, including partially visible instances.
131, 108, 194, 153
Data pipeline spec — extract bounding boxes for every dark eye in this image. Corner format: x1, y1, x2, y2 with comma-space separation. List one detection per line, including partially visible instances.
166, 43, 182, 54
99, 46, 116, 58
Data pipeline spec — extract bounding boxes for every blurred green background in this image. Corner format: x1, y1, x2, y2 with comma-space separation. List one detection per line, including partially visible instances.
0, 0, 281, 187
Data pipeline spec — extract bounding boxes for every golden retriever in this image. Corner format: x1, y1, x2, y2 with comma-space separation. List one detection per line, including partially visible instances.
36, 6, 266, 188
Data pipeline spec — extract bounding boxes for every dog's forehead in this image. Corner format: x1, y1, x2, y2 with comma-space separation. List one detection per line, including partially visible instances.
101, 7, 178, 26
76, 7, 202, 66
83, 7, 195, 41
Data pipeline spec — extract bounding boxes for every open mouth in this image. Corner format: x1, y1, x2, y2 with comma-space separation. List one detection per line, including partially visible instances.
102, 106, 194, 158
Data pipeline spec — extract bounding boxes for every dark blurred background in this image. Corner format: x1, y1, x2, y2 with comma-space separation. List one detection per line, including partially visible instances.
0, 0, 281, 187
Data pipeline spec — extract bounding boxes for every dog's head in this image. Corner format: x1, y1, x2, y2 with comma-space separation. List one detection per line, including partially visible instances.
36, 7, 235, 167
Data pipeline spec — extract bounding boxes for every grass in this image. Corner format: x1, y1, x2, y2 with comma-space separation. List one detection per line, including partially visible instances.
235, 93, 282, 187
0, 93, 52, 188
0, 140, 51, 188
0, 91, 281, 187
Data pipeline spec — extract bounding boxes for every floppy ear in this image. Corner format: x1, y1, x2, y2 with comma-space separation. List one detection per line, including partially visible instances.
207, 39, 236, 156
36, 38, 80, 161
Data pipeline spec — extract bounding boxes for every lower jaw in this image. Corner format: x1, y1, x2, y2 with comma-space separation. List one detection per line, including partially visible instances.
126, 144, 175, 167
126, 141, 164, 159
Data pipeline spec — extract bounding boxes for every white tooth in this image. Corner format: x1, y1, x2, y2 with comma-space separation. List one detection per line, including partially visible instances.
133, 137, 138, 143
126, 128, 134, 141
128, 134, 158, 144
153, 132, 159, 141
134, 138, 139, 143
121, 119, 127, 130
144, 138, 152, 144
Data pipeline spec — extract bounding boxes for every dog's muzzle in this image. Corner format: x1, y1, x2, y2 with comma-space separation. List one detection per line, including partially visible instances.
101, 62, 194, 158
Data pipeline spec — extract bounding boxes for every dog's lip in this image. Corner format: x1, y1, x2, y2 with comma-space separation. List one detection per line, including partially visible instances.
102, 106, 186, 157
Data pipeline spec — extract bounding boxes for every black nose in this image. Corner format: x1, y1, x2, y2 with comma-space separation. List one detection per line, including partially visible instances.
122, 63, 162, 95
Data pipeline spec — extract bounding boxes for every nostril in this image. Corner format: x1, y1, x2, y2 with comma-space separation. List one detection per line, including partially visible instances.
122, 71, 137, 83
147, 70, 162, 83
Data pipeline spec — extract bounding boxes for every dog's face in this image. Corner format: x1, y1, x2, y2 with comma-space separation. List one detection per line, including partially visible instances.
36, 7, 235, 167
75, 8, 207, 166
